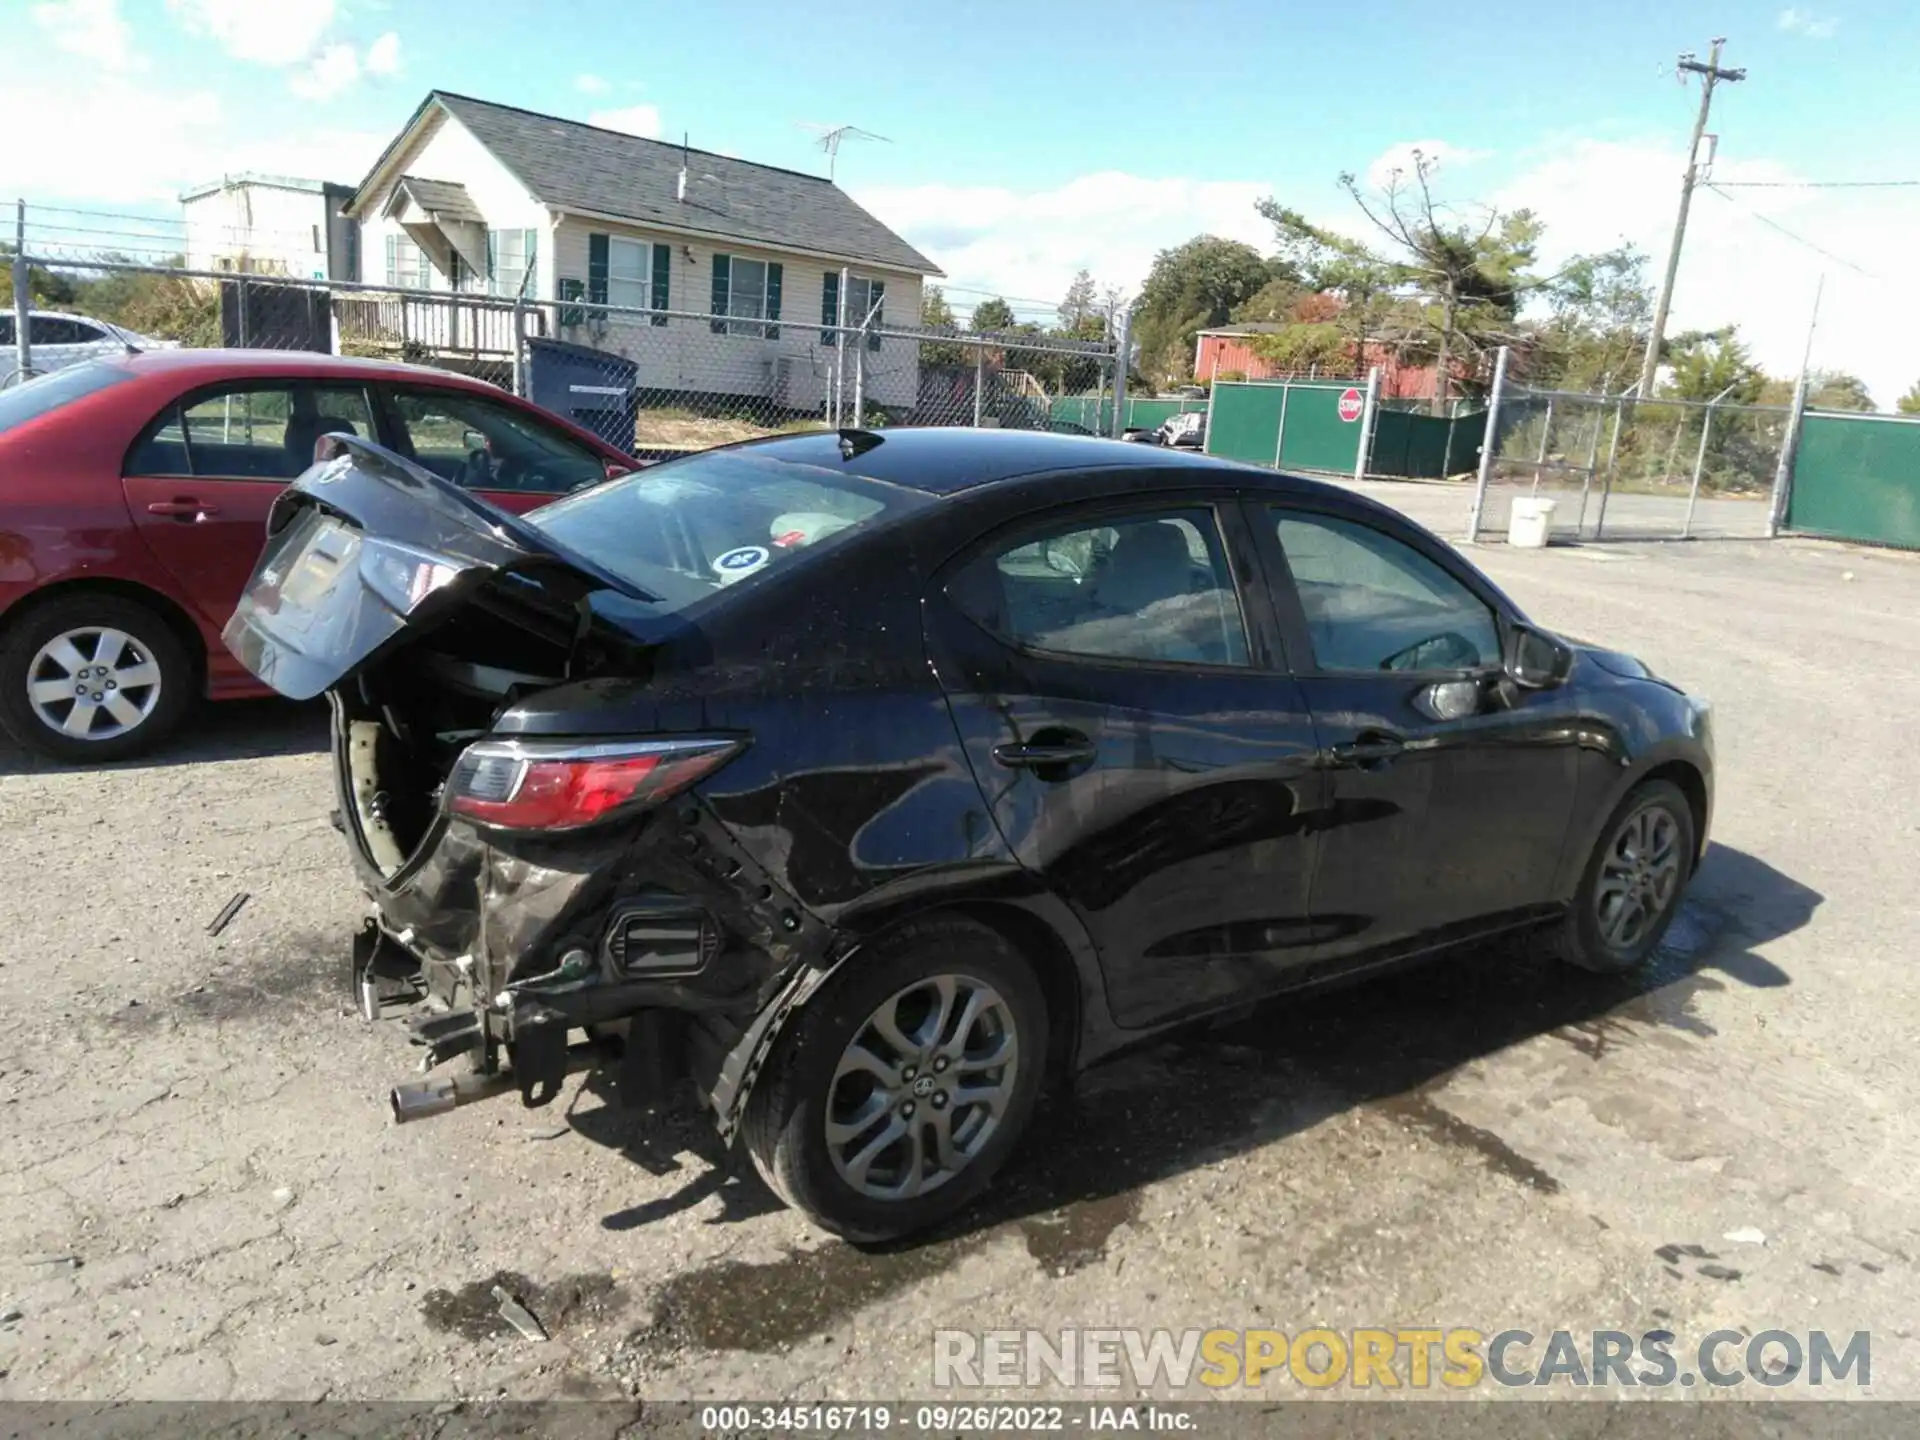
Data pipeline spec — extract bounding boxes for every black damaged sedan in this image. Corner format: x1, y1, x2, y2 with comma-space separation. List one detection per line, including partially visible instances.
225, 428, 1713, 1240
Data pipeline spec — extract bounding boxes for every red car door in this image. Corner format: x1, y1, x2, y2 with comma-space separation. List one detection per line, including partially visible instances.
122, 379, 381, 631
380, 384, 617, 515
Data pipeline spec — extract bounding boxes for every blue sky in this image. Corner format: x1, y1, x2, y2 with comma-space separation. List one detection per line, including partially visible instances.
9, 0, 1918, 401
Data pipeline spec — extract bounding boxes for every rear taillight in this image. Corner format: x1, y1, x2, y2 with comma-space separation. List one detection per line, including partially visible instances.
446, 738, 742, 832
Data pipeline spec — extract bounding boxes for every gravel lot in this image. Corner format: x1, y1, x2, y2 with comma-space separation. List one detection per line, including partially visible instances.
2, 497, 1916, 1406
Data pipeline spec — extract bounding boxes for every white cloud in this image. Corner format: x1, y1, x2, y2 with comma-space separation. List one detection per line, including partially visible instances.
575, 73, 611, 95
860, 171, 1296, 324
1493, 137, 1914, 405
1777, 7, 1839, 38
167, 0, 338, 65
0, 77, 382, 205
861, 140, 1916, 407
1363, 139, 1490, 190
589, 104, 663, 139
290, 42, 360, 100
31, 0, 144, 72
364, 30, 401, 76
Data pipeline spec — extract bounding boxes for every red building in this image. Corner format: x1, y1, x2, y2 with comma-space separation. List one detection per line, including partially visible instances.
1192, 323, 1472, 401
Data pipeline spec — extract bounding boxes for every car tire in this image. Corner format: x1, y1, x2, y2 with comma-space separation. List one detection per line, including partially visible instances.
1545, 778, 1696, 974
0, 594, 195, 763
742, 915, 1048, 1242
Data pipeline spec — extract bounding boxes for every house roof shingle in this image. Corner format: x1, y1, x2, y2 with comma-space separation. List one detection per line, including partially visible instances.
389, 176, 484, 224
380, 93, 940, 276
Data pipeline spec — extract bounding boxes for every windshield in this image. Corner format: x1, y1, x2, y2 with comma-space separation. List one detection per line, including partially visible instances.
528, 446, 927, 612
0, 360, 134, 435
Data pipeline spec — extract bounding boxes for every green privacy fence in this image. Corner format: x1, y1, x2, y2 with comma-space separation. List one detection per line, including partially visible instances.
1369, 408, 1484, 479
1784, 411, 1920, 550
1204, 381, 1370, 474
1046, 394, 1207, 435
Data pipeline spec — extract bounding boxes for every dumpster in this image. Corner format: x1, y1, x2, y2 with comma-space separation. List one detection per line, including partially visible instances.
525, 337, 638, 455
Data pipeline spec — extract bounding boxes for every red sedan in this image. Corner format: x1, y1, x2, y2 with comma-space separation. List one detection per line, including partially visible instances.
0, 349, 639, 761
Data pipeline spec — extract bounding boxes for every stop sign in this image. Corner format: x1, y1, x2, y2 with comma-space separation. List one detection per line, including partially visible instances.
1337, 387, 1364, 422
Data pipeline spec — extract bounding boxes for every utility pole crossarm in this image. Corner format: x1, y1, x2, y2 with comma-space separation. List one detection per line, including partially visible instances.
1639, 37, 1746, 399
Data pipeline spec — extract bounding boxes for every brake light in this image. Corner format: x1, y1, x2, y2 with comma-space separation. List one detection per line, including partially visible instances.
447, 738, 742, 832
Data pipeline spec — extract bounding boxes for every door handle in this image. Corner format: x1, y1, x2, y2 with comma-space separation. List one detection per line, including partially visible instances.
147, 498, 220, 520
992, 737, 1097, 769
1328, 731, 1406, 769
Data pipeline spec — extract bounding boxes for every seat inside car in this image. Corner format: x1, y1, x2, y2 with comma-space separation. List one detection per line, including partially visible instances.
283, 413, 357, 471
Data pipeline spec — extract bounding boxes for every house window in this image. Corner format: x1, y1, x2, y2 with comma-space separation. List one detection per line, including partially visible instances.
386, 234, 429, 290
487, 228, 537, 298
728, 258, 767, 335
607, 237, 650, 310
847, 276, 886, 351
711, 255, 782, 338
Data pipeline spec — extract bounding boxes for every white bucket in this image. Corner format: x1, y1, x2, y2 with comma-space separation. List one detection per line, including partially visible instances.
1508, 497, 1557, 549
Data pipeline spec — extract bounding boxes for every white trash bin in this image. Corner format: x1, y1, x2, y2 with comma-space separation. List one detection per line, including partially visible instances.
1508, 496, 1557, 549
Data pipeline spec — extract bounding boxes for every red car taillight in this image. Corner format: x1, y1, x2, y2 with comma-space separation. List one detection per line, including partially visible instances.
446, 738, 743, 832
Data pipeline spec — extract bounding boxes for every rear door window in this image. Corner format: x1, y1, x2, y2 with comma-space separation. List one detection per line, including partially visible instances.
388, 387, 605, 495
950, 506, 1250, 667
29, 316, 105, 346
127, 382, 376, 479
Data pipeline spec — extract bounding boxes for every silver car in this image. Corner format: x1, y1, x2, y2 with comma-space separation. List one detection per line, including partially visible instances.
0, 311, 172, 387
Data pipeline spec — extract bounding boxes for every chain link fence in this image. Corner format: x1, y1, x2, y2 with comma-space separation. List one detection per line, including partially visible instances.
6, 204, 1126, 456
1474, 387, 1787, 541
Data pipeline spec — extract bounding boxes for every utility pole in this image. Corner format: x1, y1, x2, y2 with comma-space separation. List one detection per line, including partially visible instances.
1639, 38, 1746, 397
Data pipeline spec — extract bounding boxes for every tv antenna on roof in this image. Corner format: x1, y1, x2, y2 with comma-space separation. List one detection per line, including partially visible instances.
797, 122, 891, 181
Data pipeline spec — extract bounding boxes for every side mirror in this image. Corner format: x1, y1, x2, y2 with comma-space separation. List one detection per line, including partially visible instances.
1504, 623, 1573, 689
462, 428, 490, 453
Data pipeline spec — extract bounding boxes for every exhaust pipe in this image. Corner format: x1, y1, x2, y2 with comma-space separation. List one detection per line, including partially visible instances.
390, 1042, 602, 1124
391, 1069, 516, 1123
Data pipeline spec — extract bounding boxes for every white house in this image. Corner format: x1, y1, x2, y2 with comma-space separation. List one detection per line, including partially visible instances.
181, 172, 357, 281
340, 91, 941, 414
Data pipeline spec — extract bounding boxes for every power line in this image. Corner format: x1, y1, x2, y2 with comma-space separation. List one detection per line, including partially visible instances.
1711, 179, 1920, 189
1700, 184, 1879, 278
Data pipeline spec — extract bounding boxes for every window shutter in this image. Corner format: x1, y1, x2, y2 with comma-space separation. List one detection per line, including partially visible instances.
587, 232, 609, 306
821, 271, 839, 343
710, 254, 731, 333
867, 278, 886, 351
651, 242, 670, 326
765, 262, 782, 339
384, 233, 397, 287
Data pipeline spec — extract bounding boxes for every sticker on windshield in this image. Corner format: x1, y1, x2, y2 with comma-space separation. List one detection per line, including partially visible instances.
713, 545, 770, 584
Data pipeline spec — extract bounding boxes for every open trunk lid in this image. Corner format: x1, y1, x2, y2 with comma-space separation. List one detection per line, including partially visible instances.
223, 436, 652, 699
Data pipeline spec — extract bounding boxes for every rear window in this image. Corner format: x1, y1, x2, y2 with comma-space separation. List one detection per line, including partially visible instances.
0, 361, 135, 436
528, 447, 926, 611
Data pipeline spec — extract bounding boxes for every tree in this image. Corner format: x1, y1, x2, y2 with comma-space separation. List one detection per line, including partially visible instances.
969, 296, 1016, 333
1899, 380, 1920, 416
1057, 269, 1098, 331
1536, 244, 1654, 392
1231, 275, 1308, 325
1259, 152, 1543, 410
1663, 328, 1765, 404
0, 243, 81, 307
1257, 202, 1404, 383
1131, 236, 1277, 388
918, 285, 966, 368
1806, 370, 1875, 412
